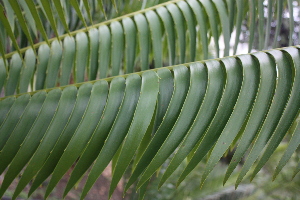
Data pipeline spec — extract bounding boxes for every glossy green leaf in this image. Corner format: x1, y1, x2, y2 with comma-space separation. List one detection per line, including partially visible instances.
166, 4, 186, 63
187, 0, 208, 59
5, 54, 22, 96
88, 28, 99, 80
45, 81, 108, 198
134, 13, 150, 71
236, 49, 292, 186
123, 17, 137, 74
200, 54, 259, 186
125, 65, 189, 190
159, 60, 224, 187
28, 83, 93, 197
250, 49, 298, 180
81, 74, 141, 199
45, 40, 62, 88
0, 89, 62, 197
0, 92, 46, 179
178, 56, 243, 186
177, 1, 196, 62
19, 48, 36, 93
35, 44, 50, 90
156, 6, 176, 65
60, 36, 76, 86
137, 63, 207, 189
224, 52, 276, 184
63, 77, 126, 196
146, 10, 163, 68
110, 21, 124, 76
12, 86, 77, 199
75, 32, 89, 83
109, 71, 159, 197
98, 25, 111, 79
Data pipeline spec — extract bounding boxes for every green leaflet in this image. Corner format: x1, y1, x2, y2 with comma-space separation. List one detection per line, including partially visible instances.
273, 48, 300, 179
38, 0, 59, 38
88, 28, 99, 80
110, 21, 124, 76
0, 94, 30, 151
200, 0, 220, 57
134, 13, 150, 71
200, 54, 259, 186
224, 52, 276, 184
35, 44, 50, 90
60, 36, 76, 86
98, 25, 111, 79
2, 1, 15, 33
157, 6, 176, 66
75, 32, 89, 83
0, 58, 6, 91
136, 63, 207, 189
53, 0, 70, 33
0, 91, 46, 176
96, 0, 106, 19
81, 74, 142, 199
235, 49, 293, 187
159, 60, 224, 187
0, 96, 15, 127
166, 3, 186, 64
18, 0, 37, 37
0, 89, 62, 197
63, 77, 126, 196
5, 54, 22, 96
152, 68, 174, 136
109, 71, 159, 197
28, 83, 93, 197
8, 0, 34, 50
12, 86, 77, 199
45, 81, 108, 198
250, 49, 298, 180
45, 40, 62, 88
123, 17, 137, 74
212, 0, 230, 57
69, 0, 87, 28
233, 0, 245, 54
178, 56, 243, 186
187, 0, 208, 59
19, 48, 36, 93
146, 10, 163, 68
83, 0, 93, 25
177, 1, 196, 62
0, 0, 300, 198
24, 0, 49, 45
274, 121, 300, 180
125, 65, 190, 191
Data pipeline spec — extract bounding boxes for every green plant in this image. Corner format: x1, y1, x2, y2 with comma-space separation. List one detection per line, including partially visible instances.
0, 0, 300, 199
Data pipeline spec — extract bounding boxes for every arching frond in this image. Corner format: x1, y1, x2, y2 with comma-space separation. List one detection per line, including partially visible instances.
0, 0, 300, 199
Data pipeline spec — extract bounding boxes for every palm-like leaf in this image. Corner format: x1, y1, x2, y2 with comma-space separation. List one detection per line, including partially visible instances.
0, 0, 300, 199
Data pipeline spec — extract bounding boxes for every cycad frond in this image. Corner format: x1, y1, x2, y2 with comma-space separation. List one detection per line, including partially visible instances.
0, 0, 300, 199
